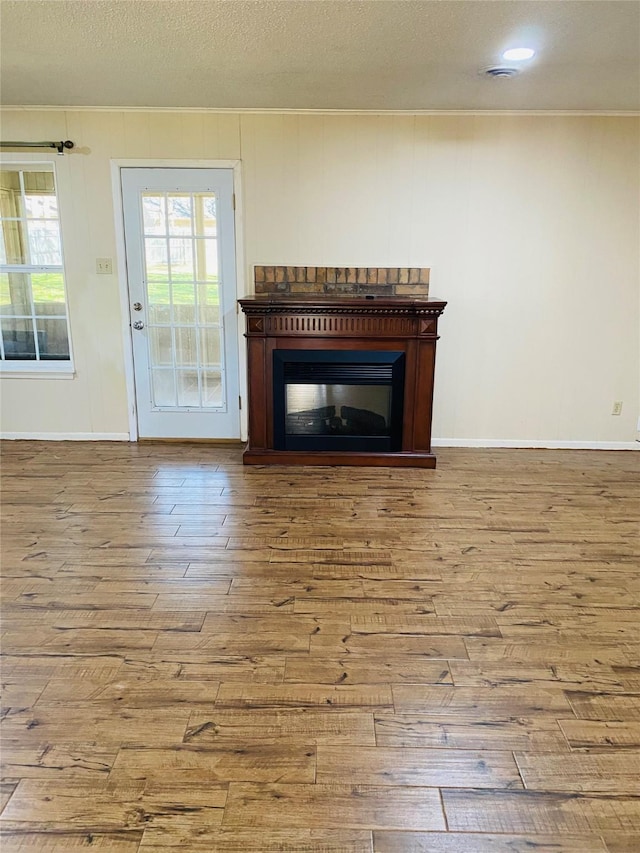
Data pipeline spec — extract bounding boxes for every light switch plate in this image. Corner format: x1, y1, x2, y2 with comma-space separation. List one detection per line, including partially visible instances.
96, 258, 113, 274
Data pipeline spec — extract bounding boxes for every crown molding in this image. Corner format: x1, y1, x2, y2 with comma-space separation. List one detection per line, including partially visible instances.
2, 105, 639, 118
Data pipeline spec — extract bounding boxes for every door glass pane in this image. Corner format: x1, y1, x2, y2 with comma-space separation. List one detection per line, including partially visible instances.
147, 282, 171, 324
169, 238, 193, 279
194, 195, 217, 236
36, 318, 70, 359
202, 370, 223, 407
150, 327, 173, 367
142, 195, 165, 235
197, 283, 220, 324
177, 370, 199, 406
2, 318, 36, 359
173, 281, 195, 325
145, 238, 168, 279
152, 369, 176, 406
168, 195, 192, 235
194, 238, 219, 281
175, 327, 197, 367
200, 327, 221, 367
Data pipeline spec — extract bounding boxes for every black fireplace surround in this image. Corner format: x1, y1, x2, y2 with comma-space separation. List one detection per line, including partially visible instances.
273, 349, 405, 452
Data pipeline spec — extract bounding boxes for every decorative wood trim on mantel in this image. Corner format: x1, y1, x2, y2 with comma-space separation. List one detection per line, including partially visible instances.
243, 305, 445, 315
239, 295, 447, 339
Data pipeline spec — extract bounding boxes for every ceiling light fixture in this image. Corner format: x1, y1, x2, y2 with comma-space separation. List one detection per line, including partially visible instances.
502, 48, 536, 61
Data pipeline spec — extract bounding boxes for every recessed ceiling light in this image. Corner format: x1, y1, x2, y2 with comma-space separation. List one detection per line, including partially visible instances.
502, 48, 536, 61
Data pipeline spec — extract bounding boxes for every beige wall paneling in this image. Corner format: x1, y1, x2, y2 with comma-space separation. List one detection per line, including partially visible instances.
0, 109, 638, 444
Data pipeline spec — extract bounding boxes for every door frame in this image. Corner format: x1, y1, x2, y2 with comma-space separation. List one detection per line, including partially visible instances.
111, 159, 247, 441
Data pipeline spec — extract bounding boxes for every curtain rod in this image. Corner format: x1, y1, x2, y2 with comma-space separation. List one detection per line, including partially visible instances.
0, 140, 74, 155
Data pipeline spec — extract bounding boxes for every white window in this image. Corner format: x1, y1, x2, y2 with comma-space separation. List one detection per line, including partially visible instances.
0, 164, 72, 370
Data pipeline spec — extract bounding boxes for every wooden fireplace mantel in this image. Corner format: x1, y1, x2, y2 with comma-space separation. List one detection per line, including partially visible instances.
238, 294, 447, 468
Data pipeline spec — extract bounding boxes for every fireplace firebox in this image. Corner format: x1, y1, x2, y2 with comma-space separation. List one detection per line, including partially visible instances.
238, 293, 447, 468
273, 350, 405, 452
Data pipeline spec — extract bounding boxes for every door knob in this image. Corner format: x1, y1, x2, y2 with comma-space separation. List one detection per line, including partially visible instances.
133, 321, 144, 330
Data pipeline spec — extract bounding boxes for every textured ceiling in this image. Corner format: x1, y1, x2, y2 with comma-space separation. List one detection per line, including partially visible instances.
2, 0, 639, 111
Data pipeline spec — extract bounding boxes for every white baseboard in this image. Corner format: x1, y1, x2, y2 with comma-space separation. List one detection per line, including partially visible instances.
1, 433, 637, 450
432, 438, 639, 450
0, 432, 130, 441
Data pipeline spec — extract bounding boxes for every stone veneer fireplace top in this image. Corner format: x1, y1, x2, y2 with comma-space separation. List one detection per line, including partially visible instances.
254, 265, 430, 297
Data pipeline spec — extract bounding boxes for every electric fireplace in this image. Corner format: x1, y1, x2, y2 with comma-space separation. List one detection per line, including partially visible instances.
273, 350, 405, 452
238, 292, 447, 468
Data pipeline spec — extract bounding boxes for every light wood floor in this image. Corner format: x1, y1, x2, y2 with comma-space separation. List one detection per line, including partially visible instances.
1, 441, 639, 852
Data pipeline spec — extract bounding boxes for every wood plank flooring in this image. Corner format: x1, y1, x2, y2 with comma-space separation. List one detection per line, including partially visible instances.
1, 441, 639, 852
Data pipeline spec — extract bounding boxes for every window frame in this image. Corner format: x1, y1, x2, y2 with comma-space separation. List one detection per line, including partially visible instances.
0, 156, 74, 377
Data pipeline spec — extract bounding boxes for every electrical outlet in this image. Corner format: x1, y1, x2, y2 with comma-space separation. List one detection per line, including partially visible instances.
612, 401, 623, 416
96, 257, 113, 275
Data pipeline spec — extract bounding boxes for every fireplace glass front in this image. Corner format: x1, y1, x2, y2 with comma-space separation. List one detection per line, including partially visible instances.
273, 350, 405, 452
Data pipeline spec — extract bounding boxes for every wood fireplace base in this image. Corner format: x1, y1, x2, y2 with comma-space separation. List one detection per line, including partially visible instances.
242, 449, 437, 468
238, 294, 447, 468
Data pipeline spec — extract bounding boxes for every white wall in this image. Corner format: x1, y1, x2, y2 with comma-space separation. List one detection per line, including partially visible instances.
1, 109, 638, 446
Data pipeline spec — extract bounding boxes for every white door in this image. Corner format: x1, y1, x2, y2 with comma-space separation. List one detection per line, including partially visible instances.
121, 168, 240, 439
